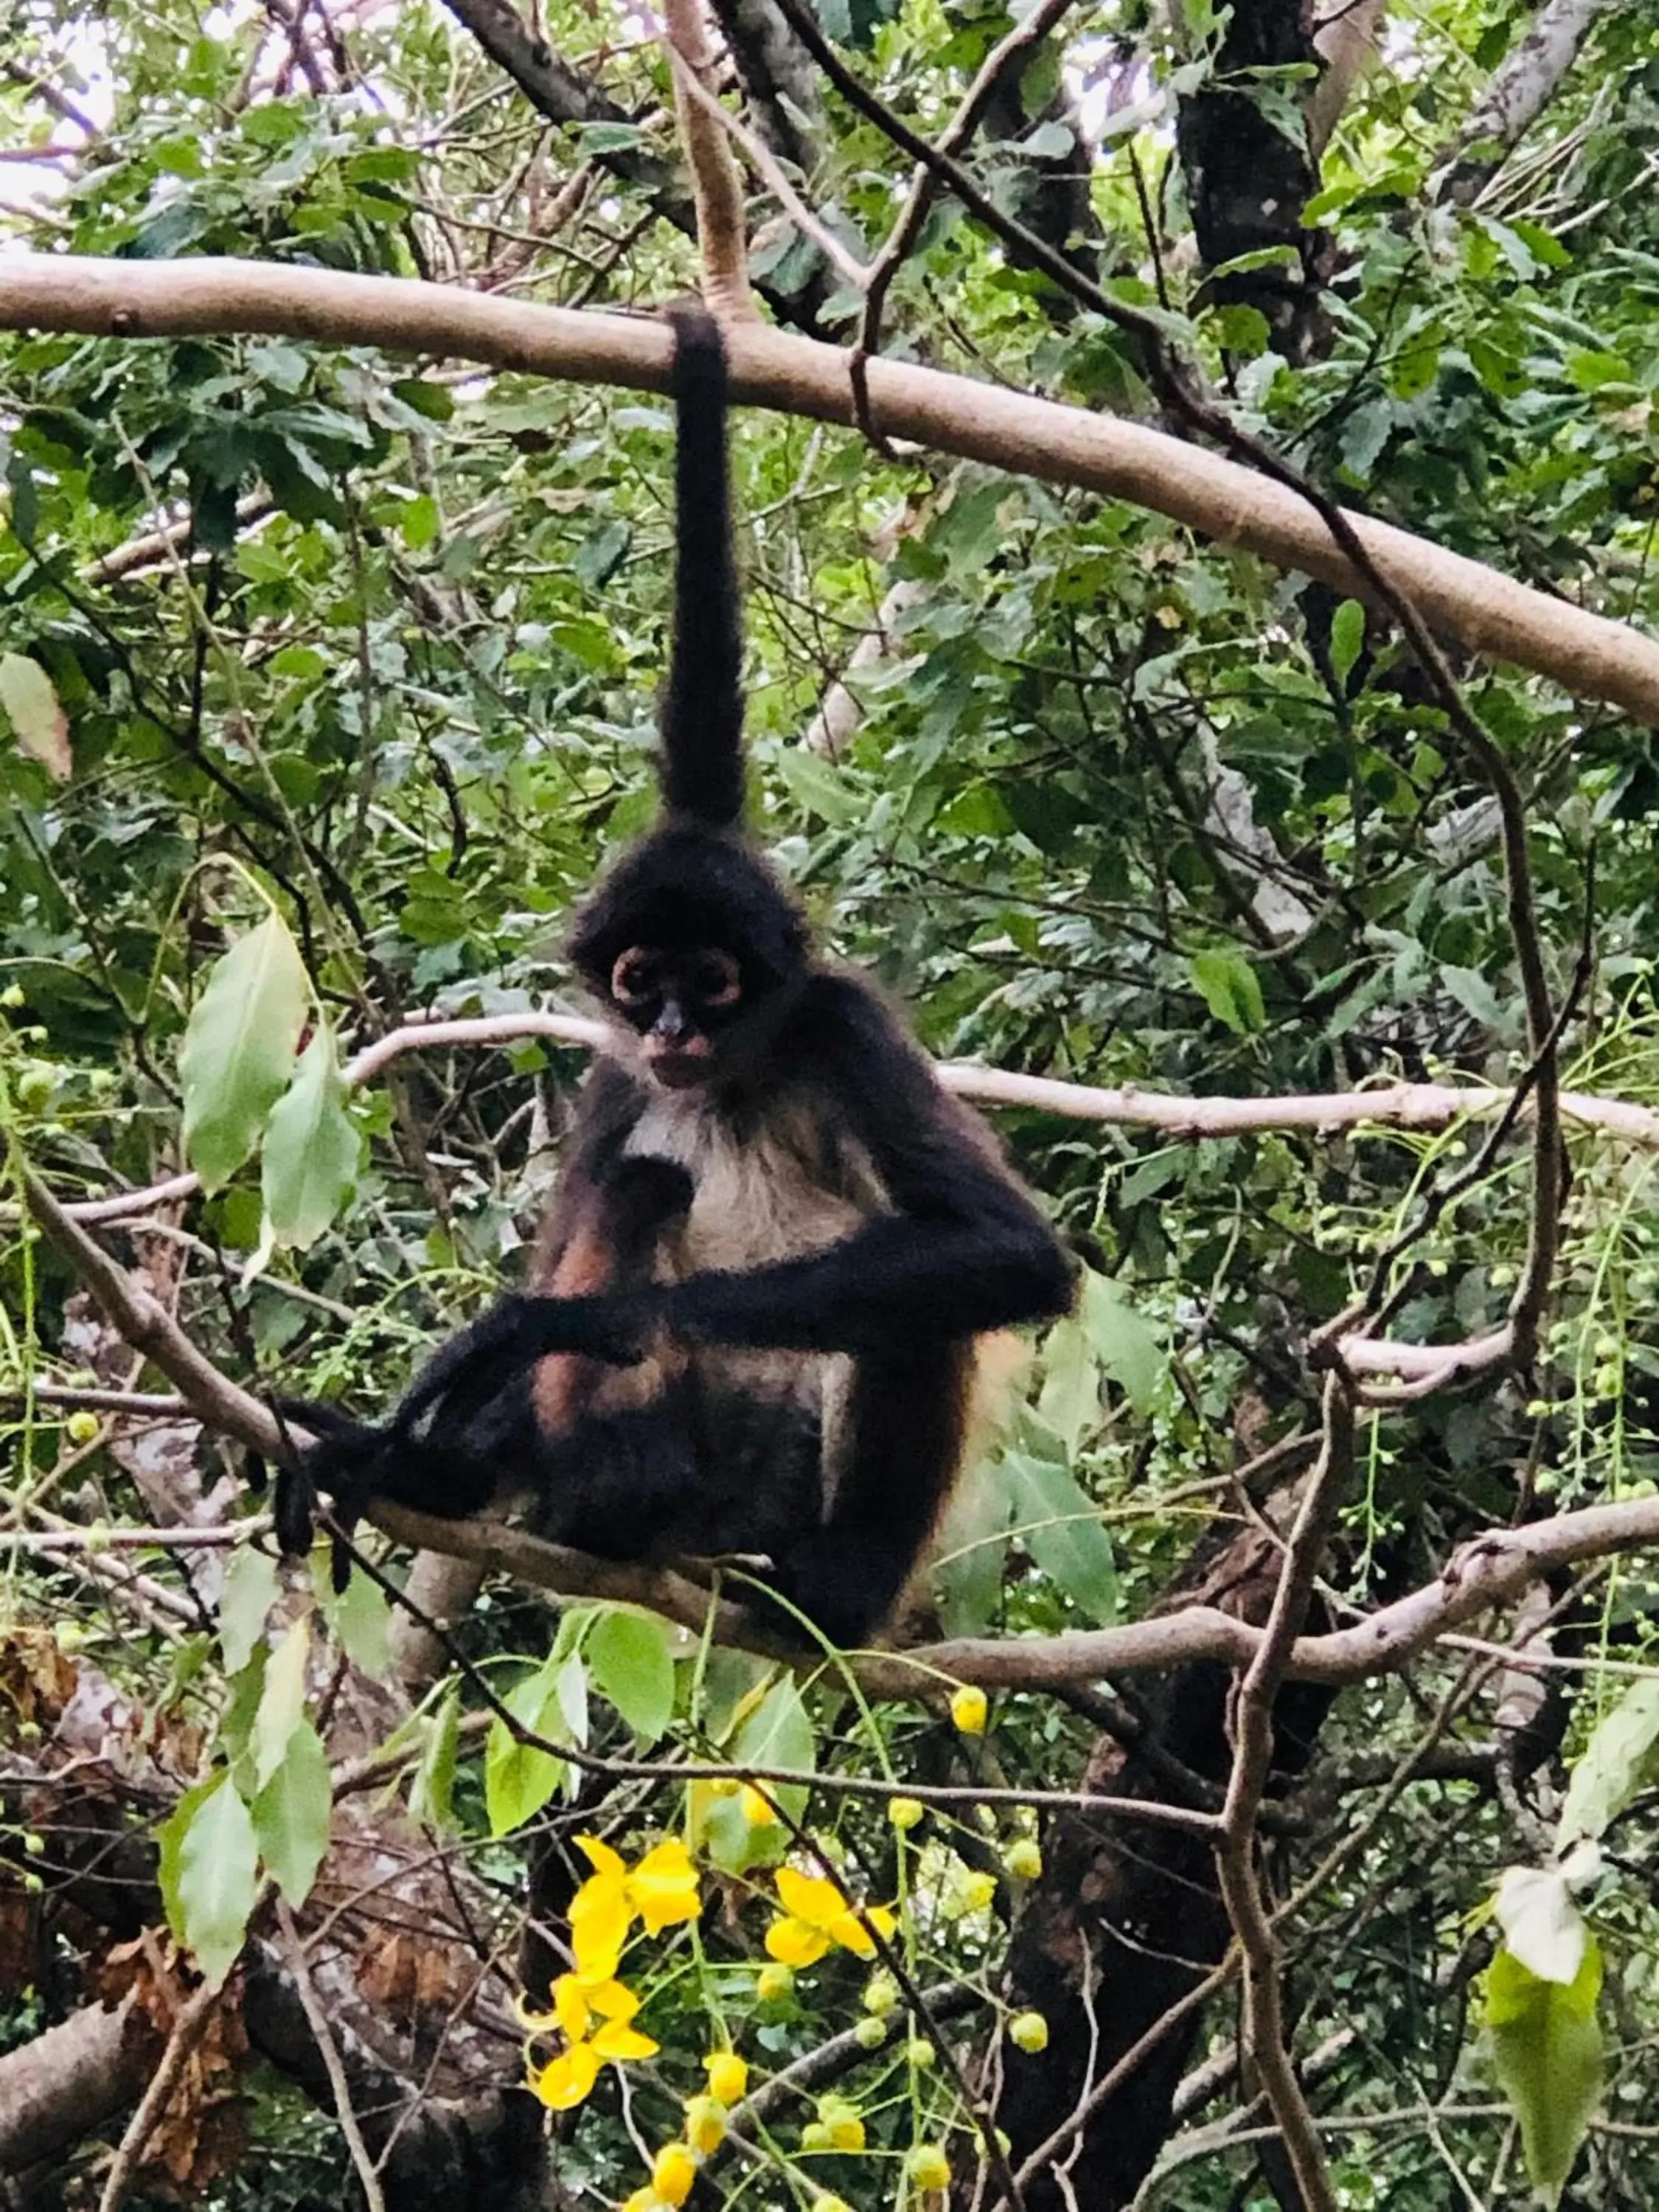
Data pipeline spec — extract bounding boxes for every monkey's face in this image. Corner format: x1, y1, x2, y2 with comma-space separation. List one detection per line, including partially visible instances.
609, 945, 744, 1088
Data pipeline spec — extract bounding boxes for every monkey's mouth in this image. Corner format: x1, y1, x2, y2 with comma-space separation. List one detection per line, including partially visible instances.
644, 1040, 713, 1089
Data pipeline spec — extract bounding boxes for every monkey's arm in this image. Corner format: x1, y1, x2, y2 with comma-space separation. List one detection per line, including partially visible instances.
488, 978, 1071, 1366
658, 976, 1072, 1352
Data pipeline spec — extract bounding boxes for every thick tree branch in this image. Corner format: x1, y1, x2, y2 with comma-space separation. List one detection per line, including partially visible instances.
1437, 0, 1615, 205
0, 257, 1652, 719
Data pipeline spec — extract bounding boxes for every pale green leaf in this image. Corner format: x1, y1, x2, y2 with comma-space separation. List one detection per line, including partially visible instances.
1191, 946, 1265, 1035
409, 1690, 461, 1832
1036, 1314, 1102, 1455
252, 1615, 311, 1792
695, 1678, 814, 1876
587, 1608, 676, 1742
772, 745, 864, 825
932, 1457, 1012, 1638
261, 1023, 360, 1250
1079, 1270, 1163, 1417
484, 1659, 570, 1837
1559, 1676, 1659, 1847
218, 1548, 279, 1676
159, 1775, 259, 1988
316, 1562, 392, 1676
251, 1717, 331, 1905
0, 653, 69, 778
1005, 1453, 1118, 1626
1484, 1938, 1603, 2206
179, 914, 308, 1190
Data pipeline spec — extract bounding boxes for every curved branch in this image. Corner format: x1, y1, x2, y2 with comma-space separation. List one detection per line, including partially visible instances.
0, 256, 1652, 719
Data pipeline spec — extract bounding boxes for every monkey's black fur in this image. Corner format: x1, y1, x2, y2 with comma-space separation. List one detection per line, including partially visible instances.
276, 307, 1074, 1644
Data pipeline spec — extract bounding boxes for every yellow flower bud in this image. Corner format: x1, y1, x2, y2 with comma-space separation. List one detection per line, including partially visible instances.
66, 1410, 100, 1446
961, 1871, 998, 1913
800, 2121, 833, 2154
0, 984, 24, 1009
684, 2096, 726, 2155
862, 1970, 899, 2016
854, 2014, 888, 2049
908, 2143, 952, 2191
620, 2191, 658, 2212
905, 2038, 936, 2070
887, 1795, 925, 1831
651, 2142, 698, 2207
1009, 2010, 1048, 2053
1004, 1838, 1043, 1881
756, 1962, 794, 2004
950, 1685, 988, 1736
703, 2050, 748, 2104
812, 2198, 854, 2212
740, 1784, 779, 1827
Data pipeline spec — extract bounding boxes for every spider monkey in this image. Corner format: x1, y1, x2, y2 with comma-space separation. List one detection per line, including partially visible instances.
276, 307, 1075, 1646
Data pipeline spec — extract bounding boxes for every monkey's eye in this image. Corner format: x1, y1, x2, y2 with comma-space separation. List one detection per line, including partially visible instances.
689, 950, 742, 1008
611, 950, 657, 1006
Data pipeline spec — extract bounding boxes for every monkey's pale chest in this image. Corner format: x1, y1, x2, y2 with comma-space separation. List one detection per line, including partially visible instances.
622, 1097, 878, 1463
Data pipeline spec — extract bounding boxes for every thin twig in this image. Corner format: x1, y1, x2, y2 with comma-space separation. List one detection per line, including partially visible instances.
274, 1898, 387, 2212
94, 1977, 224, 2212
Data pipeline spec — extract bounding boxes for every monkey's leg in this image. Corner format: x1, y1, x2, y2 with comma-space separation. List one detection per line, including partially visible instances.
765, 1343, 974, 1647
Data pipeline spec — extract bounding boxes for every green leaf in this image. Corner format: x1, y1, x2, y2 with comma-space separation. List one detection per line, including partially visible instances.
1078, 1269, 1163, 1416
410, 1689, 461, 1832
251, 1717, 331, 1905
0, 653, 69, 778
218, 1548, 279, 1675
316, 1564, 392, 1677
772, 745, 864, 825
1004, 1453, 1118, 1625
932, 1457, 1012, 1638
1559, 1677, 1659, 1847
1190, 946, 1265, 1035
260, 1023, 360, 1251
159, 1775, 259, 1987
251, 1615, 311, 1792
695, 1678, 815, 1876
573, 518, 630, 591
179, 914, 309, 1189
1484, 1938, 1603, 2206
1036, 1313, 1102, 1455
587, 1608, 676, 1742
484, 1658, 571, 1836
1328, 598, 1366, 688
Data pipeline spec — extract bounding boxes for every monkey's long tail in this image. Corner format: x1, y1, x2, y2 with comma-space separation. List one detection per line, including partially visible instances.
660, 305, 745, 829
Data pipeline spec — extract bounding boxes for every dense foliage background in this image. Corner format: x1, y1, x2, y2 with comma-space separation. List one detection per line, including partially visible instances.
6, 0, 1659, 2206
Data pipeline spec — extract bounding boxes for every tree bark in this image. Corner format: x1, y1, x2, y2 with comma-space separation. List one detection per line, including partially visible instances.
1438, 0, 1614, 204
0, 1997, 156, 2174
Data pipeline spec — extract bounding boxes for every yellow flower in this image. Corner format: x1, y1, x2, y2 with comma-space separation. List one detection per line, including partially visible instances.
531, 2041, 602, 2111
812, 2198, 854, 2212
1004, 1838, 1043, 1881
740, 1784, 778, 1827
703, 2050, 748, 2104
766, 1868, 898, 1966
684, 2094, 726, 2155
651, 2142, 698, 2207
950, 1684, 988, 1736
961, 1871, 997, 1915
629, 1837, 702, 1934
571, 1834, 633, 1975
619, 2192, 660, 2212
